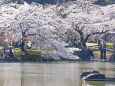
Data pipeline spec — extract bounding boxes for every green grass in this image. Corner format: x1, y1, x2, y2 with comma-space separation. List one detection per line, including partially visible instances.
106, 42, 113, 46
0, 46, 13, 50
87, 42, 114, 49
14, 49, 44, 61
86, 43, 98, 46
87, 42, 113, 46
86, 43, 113, 59
93, 50, 112, 59
0, 46, 3, 50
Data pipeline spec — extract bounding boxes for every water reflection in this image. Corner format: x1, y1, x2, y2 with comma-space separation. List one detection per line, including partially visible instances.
20, 63, 81, 86
0, 62, 114, 86
82, 80, 115, 86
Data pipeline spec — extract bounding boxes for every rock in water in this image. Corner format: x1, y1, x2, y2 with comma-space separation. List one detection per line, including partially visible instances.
80, 70, 100, 78
83, 73, 105, 81
81, 71, 115, 82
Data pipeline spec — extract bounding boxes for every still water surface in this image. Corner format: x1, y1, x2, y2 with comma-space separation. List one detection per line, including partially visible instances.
0, 62, 115, 86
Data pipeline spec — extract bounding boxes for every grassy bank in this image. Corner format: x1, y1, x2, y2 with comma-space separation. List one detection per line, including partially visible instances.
14, 49, 44, 62
86, 42, 113, 47
93, 50, 112, 59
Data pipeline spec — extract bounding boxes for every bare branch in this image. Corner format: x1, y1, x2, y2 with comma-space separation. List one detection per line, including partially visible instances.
84, 29, 109, 43
25, 33, 38, 37
92, 29, 109, 35
72, 22, 84, 31
22, 28, 28, 37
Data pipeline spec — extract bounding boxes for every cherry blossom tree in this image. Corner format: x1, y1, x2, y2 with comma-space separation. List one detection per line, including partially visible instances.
72, 22, 109, 50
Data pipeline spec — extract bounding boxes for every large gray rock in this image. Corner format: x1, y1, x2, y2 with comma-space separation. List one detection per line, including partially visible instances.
83, 73, 106, 81
80, 70, 100, 78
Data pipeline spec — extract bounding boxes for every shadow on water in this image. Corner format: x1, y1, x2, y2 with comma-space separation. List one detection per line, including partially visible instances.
81, 80, 115, 86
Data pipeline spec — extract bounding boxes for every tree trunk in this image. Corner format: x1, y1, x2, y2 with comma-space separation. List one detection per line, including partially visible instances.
81, 40, 87, 50
20, 40, 25, 52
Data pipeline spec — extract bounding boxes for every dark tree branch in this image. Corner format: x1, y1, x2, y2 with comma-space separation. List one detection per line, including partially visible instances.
84, 30, 108, 43
92, 30, 108, 35
72, 22, 109, 50
25, 33, 38, 37
22, 28, 28, 37
84, 34, 90, 43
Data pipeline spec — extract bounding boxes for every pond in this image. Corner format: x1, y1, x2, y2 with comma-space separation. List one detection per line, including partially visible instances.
0, 62, 115, 86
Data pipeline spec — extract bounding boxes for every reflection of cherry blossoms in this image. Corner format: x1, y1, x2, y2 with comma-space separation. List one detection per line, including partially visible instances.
0, 1, 115, 59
